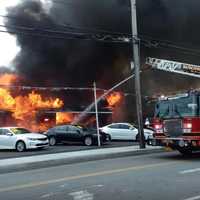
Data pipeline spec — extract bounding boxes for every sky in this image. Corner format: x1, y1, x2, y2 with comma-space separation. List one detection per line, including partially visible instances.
0, 0, 21, 68
0, 0, 50, 68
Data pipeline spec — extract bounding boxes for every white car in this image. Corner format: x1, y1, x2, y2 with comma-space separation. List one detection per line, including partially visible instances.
0, 127, 49, 152
100, 123, 153, 141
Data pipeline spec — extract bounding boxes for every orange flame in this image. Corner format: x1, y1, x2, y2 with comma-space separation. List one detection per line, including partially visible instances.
56, 112, 74, 124
106, 92, 123, 107
0, 74, 64, 131
0, 73, 18, 86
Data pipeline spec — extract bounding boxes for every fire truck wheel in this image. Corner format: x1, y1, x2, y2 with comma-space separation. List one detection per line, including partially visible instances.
84, 136, 93, 146
49, 137, 56, 146
177, 148, 192, 156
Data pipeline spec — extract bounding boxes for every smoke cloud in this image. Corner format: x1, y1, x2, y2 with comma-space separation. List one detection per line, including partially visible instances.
5, 0, 130, 88
3, 0, 200, 121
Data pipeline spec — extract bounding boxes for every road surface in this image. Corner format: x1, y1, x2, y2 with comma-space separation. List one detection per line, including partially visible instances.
0, 141, 137, 159
1, 151, 200, 200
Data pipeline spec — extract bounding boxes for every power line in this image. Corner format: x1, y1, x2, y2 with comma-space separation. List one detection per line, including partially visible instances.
140, 35, 200, 56
0, 14, 130, 36
2, 13, 200, 55
0, 27, 130, 44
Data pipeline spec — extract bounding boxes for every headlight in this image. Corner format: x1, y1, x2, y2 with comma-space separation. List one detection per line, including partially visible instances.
28, 138, 37, 141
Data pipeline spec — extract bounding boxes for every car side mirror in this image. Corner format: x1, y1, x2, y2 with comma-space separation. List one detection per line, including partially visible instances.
6, 132, 13, 136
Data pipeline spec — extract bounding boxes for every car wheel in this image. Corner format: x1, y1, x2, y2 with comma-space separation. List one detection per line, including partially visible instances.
49, 136, 56, 146
177, 148, 192, 156
84, 137, 93, 146
16, 141, 26, 152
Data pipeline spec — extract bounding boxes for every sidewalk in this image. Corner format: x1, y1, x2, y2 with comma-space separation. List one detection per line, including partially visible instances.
0, 146, 163, 174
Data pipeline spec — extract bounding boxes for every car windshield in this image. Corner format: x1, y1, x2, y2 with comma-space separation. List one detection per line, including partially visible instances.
10, 128, 31, 135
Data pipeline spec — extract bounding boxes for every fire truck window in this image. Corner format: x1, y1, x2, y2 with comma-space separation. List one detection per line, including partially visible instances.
156, 102, 170, 118
173, 96, 197, 117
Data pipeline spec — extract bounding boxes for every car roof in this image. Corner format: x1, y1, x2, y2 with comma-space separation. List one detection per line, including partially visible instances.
0, 127, 25, 129
108, 123, 132, 126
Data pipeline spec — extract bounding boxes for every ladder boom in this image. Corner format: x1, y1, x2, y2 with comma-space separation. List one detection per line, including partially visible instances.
146, 57, 200, 78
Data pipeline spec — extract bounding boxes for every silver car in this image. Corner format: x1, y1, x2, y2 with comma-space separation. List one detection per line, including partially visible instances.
0, 127, 49, 152
100, 123, 153, 141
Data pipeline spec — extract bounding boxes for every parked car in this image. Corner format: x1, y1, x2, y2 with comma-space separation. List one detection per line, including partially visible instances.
100, 123, 153, 141
45, 125, 110, 146
0, 127, 49, 152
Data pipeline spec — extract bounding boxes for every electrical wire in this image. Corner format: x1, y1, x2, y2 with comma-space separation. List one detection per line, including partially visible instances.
140, 35, 200, 56
0, 14, 130, 36
0, 27, 130, 44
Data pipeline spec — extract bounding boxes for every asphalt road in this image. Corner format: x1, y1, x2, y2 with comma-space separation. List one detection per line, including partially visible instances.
1, 151, 200, 200
0, 141, 137, 159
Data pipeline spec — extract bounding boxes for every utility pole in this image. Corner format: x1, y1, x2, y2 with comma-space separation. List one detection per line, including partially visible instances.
93, 82, 101, 147
130, 0, 145, 148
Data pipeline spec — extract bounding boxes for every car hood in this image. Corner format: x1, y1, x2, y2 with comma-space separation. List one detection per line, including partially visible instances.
19, 133, 47, 139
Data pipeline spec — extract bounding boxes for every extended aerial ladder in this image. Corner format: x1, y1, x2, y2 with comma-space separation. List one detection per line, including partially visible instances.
146, 57, 200, 78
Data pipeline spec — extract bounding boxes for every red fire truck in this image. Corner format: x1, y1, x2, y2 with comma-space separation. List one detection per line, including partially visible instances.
145, 57, 200, 154
150, 91, 200, 154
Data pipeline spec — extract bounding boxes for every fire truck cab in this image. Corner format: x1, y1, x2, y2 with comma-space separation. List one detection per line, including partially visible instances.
150, 90, 200, 155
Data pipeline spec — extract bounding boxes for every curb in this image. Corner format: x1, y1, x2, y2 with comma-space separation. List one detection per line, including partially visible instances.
0, 147, 164, 174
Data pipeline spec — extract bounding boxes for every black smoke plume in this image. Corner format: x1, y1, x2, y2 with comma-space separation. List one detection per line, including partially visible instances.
5, 0, 130, 88
4, 0, 200, 120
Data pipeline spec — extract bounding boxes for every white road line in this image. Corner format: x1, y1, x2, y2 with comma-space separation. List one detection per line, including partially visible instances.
184, 195, 200, 200
69, 190, 94, 200
180, 168, 200, 174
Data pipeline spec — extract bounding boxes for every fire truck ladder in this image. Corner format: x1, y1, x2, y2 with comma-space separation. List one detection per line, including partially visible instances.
146, 57, 200, 78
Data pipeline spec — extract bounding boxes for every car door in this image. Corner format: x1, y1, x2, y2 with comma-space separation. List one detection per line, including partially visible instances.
117, 124, 133, 140
0, 129, 15, 149
55, 126, 68, 142
107, 124, 121, 140
128, 125, 138, 140
67, 126, 82, 142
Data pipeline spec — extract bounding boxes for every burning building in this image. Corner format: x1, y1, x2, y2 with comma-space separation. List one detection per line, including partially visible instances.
0, 73, 124, 132
2, 0, 199, 128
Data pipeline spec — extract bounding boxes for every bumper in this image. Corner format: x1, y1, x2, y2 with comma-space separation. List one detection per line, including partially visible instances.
149, 137, 200, 149
27, 140, 49, 149
93, 134, 110, 144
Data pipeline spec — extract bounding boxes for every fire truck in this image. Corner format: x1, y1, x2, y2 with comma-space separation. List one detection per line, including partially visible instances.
146, 57, 200, 155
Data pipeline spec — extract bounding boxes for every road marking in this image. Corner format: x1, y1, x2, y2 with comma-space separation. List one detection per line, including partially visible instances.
40, 192, 56, 199
180, 168, 200, 174
0, 161, 176, 193
69, 190, 94, 200
184, 195, 200, 200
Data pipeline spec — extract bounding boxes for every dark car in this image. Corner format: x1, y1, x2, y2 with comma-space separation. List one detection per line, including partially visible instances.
45, 125, 110, 146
